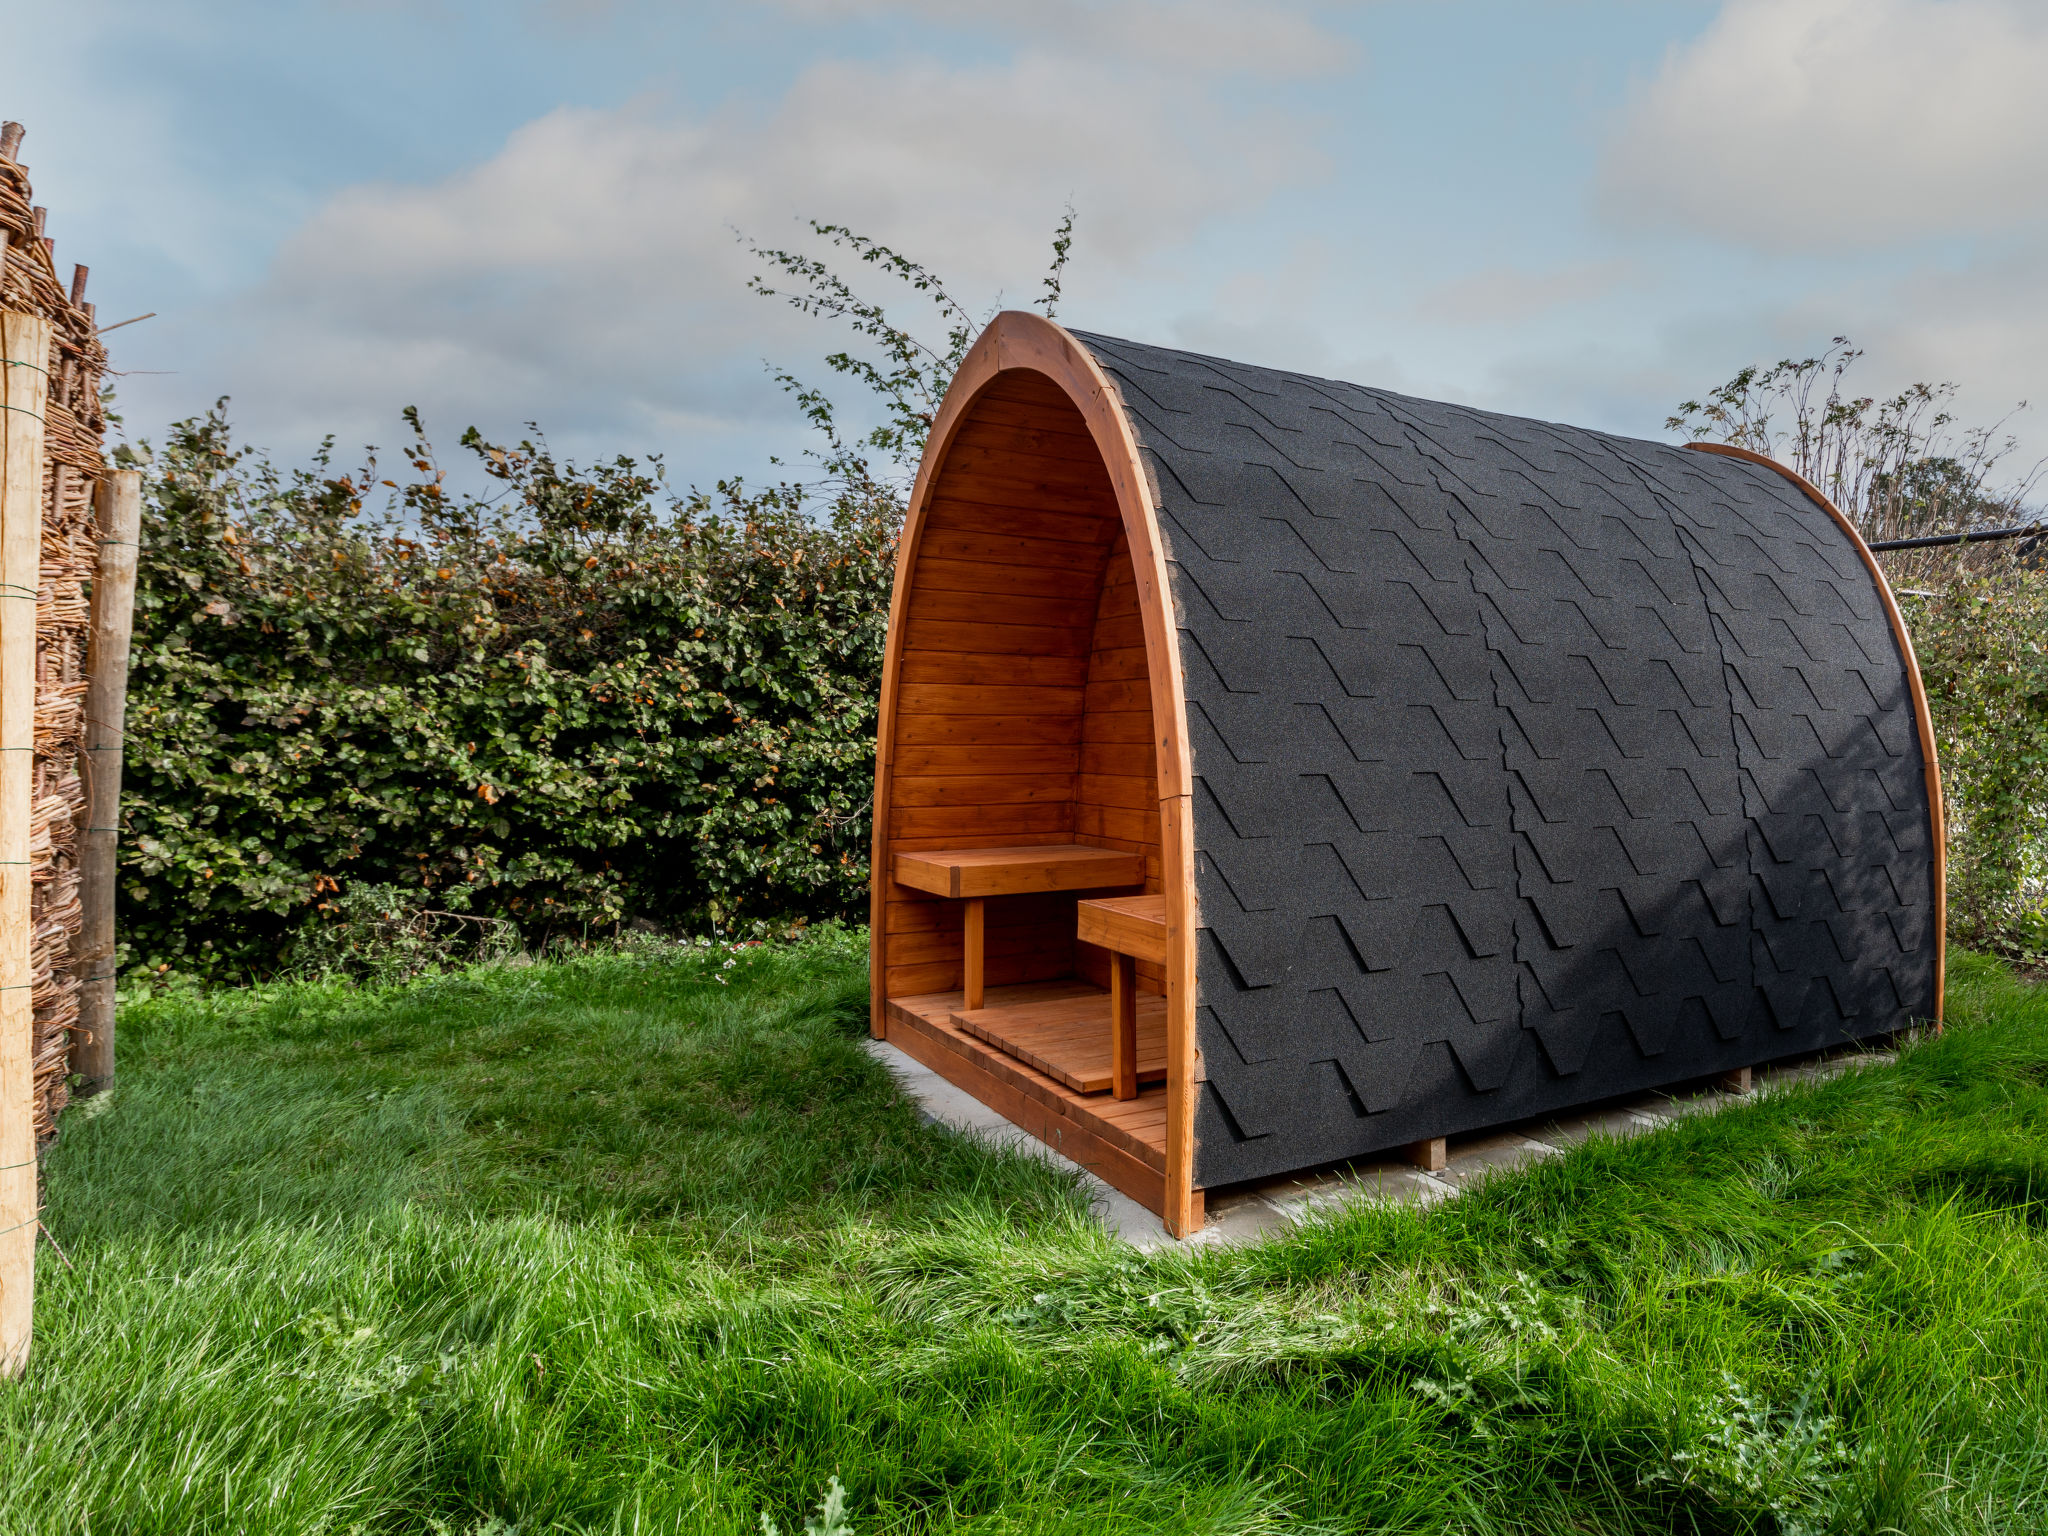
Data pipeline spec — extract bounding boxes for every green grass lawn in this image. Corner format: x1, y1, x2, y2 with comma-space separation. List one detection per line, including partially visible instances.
8, 931, 2048, 1534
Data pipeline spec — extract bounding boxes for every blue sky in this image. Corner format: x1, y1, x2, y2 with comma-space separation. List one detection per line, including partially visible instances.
14, 0, 2048, 498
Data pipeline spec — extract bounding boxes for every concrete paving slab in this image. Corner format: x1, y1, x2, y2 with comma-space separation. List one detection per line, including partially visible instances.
1761, 1050, 1893, 1091
1665, 1087, 1739, 1118
867, 1032, 1901, 1249
1530, 1105, 1659, 1148
1187, 1190, 1294, 1248
1261, 1162, 1453, 1220
1436, 1130, 1561, 1187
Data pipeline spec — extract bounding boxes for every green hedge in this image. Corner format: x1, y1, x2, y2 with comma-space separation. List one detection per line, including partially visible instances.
117, 326, 2048, 978
1902, 563, 2048, 960
119, 407, 898, 979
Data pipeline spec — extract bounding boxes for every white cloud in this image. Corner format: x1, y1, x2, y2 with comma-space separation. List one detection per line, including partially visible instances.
1429, 241, 2048, 498
1787, 245, 2048, 482
1600, 0, 2048, 250
768, 0, 1355, 78
190, 48, 1319, 473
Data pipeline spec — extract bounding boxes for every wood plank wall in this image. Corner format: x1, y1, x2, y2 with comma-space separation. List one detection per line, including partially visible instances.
1073, 525, 1164, 995
882, 370, 1136, 998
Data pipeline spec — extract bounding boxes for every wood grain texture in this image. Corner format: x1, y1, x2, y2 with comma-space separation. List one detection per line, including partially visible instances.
889, 774, 1078, 809
1407, 1137, 1448, 1173
963, 897, 985, 1011
0, 312, 48, 1377
1160, 793, 1198, 1236
949, 986, 1167, 1094
1685, 441, 1948, 1023
1110, 951, 1138, 1100
893, 844, 1145, 899
884, 987, 1163, 1179
1072, 531, 1166, 994
70, 470, 140, 1089
888, 803, 1077, 840
1076, 894, 1168, 965
897, 652, 1092, 689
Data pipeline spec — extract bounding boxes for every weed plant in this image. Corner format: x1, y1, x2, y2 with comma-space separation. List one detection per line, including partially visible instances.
9, 935, 2048, 1533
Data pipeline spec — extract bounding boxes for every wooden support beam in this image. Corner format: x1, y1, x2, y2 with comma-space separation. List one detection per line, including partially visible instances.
0, 311, 50, 1378
1109, 950, 1138, 1101
962, 897, 984, 1012
70, 470, 141, 1093
1717, 1066, 1753, 1095
1406, 1137, 1448, 1173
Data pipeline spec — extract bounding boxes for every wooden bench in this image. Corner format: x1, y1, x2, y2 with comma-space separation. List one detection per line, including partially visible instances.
893, 844, 1144, 1009
1076, 894, 1167, 1100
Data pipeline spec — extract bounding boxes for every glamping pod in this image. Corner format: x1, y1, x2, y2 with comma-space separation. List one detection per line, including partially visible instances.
870, 313, 1942, 1236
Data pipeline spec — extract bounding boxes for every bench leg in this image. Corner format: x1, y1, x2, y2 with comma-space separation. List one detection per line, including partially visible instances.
1111, 951, 1137, 1100
963, 897, 984, 1011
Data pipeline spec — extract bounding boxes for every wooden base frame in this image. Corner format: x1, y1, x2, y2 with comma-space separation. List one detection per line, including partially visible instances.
869, 314, 1201, 1236
881, 985, 1200, 1225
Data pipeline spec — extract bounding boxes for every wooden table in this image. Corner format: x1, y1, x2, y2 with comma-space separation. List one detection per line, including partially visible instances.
1076, 894, 1166, 1100
894, 844, 1144, 1010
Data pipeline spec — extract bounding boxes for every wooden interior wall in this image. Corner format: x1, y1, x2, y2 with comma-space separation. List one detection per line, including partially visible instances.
1073, 525, 1164, 994
882, 370, 1125, 998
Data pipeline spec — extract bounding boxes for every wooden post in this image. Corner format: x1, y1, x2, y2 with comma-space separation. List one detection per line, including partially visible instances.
0, 311, 50, 1378
1109, 950, 1137, 1101
1406, 1137, 1448, 1173
71, 470, 141, 1092
1717, 1066, 1753, 1095
962, 897, 984, 1011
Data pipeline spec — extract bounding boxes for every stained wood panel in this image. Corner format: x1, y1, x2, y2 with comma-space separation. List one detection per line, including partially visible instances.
894, 844, 1145, 897
889, 803, 1077, 839
901, 619, 1092, 658
1076, 894, 1169, 964
912, 589, 1102, 628
883, 370, 1124, 994
869, 313, 1199, 1237
895, 743, 1081, 776
914, 558, 1099, 598
919, 528, 1108, 570
897, 652, 1090, 688
924, 498, 1114, 544
895, 714, 1081, 746
890, 774, 1077, 808
882, 986, 1172, 1211
953, 991, 1170, 1094
1071, 526, 1164, 994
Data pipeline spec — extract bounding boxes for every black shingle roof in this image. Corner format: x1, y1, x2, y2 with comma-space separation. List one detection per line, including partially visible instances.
1071, 331, 1939, 1188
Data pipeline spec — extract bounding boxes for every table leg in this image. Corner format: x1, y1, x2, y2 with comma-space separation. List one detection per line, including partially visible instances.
963, 897, 985, 1011
1110, 950, 1137, 1100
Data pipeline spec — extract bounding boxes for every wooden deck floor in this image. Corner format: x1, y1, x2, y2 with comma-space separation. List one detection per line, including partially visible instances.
952, 989, 1168, 1094
883, 979, 1172, 1215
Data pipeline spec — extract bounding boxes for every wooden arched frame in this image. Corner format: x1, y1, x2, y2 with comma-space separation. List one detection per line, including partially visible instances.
1687, 442, 1947, 1023
870, 312, 1200, 1235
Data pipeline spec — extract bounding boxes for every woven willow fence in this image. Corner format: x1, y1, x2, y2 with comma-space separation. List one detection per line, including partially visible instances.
1, 119, 142, 1374
0, 125, 104, 1142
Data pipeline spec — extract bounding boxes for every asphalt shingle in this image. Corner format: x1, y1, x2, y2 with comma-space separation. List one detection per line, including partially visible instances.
1071, 330, 1941, 1188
